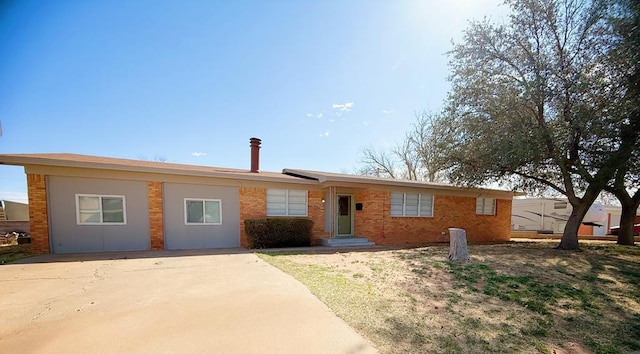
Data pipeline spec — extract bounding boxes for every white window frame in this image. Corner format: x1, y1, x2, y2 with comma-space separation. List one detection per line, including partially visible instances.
184, 198, 222, 225
476, 197, 496, 215
266, 189, 308, 217
75, 194, 127, 225
390, 192, 434, 217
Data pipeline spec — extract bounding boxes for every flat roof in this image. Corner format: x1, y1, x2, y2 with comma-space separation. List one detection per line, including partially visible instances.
283, 169, 517, 197
0, 153, 518, 197
0, 153, 316, 185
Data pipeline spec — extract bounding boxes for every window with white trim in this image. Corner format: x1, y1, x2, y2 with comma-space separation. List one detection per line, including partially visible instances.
476, 197, 496, 215
390, 192, 434, 217
267, 189, 308, 216
76, 194, 126, 225
185, 199, 222, 224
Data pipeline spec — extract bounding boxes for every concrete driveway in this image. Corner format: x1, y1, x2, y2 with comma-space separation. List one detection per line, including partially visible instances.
0, 249, 376, 353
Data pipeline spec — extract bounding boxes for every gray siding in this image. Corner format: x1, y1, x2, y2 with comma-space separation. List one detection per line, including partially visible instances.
48, 176, 150, 253
163, 183, 240, 249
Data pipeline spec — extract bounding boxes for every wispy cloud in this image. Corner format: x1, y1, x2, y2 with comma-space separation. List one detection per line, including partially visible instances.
381, 109, 394, 114
362, 120, 372, 126
319, 130, 331, 138
191, 152, 207, 157
332, 102, 354, 112
306, 112, 325, 119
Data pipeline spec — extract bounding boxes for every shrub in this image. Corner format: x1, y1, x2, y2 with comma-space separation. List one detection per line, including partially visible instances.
245, 218, 314, 249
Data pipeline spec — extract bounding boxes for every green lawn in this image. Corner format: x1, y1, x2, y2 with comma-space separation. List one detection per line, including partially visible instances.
258, 241, 640, 353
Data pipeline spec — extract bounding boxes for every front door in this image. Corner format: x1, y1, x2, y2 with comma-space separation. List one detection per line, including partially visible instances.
337, 195, 353, 236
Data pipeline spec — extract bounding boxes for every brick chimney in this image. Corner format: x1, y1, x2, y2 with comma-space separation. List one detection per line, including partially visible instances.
250, 137, 261, 173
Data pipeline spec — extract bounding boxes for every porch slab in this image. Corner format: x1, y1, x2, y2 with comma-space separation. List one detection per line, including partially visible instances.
317, 237, 376, 247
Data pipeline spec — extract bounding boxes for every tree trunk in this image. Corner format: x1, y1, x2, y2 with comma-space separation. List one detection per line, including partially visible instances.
617, 199, 640, 246
557, 203, 590, 250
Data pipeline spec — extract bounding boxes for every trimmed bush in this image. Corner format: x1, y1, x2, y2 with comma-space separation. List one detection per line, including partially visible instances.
245, 218, 314, 249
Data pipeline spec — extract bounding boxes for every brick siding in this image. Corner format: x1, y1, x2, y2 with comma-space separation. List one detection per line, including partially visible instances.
239, 187, 267, 247
354, 191, 511, 245
147, 181, 164, 250
0, 221, 30, 235
307, 190, 330, 243
26, 174, 50, 253
239, 187, 328, 247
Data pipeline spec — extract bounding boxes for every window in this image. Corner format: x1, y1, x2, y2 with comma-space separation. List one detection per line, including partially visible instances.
476, 197, 496, 215
185, 199, 222, 225
390, 192, 434, 217
267, 189, 307, 216
76, 194, 126, 225
554, 201, 568, 210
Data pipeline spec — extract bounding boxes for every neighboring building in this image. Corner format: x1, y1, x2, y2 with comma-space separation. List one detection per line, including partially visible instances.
0, 138, 516, 254
0, 199, 30, 236
0, 200, 29, 221
510, 197, 631, 236
601, 205, 640, 235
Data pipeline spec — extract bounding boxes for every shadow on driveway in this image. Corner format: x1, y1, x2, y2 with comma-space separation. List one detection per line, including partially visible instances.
12, 247, 250, 264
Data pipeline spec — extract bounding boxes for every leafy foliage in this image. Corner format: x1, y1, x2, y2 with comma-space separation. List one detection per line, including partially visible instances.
442, 0, 635, 248
245, 218, 313, 249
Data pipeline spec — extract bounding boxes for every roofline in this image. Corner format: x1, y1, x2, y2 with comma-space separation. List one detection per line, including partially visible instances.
0, 154, 521, 196
0, 154, 317, 185
282, 168, 520, 197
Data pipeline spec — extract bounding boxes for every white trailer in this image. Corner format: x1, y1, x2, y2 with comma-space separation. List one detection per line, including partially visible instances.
511, 198, 606, 234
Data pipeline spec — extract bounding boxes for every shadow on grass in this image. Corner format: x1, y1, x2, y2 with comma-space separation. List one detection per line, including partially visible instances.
400, 242, 640, 353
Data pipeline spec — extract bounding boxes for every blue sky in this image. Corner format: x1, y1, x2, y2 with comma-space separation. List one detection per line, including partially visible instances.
0, 0, 507, 203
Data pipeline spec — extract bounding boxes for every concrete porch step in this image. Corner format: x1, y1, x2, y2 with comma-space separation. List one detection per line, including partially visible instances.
317, 237, 376, 247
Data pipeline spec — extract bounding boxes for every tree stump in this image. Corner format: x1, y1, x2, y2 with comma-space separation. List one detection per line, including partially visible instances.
448, 228, 469, 261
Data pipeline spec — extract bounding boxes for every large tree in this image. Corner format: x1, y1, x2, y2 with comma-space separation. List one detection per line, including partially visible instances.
603, 0, 640, 245
444, 0, 628, 250
358, 111, 447, 182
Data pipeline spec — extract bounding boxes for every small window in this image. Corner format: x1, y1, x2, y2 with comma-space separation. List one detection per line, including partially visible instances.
76, 194, 126, 225
185, 199, 222, 225
390, 192, 434, 217
476, 197, 496, 215
267, 189, 308, 216
554, 201, 568, 210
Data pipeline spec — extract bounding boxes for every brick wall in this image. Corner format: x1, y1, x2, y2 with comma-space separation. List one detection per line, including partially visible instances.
353, 191, 512, 245
0, 221, 30, 235
147, 181, 164, 250
239, 188, 328, 247
307, 190, 330, 243
239, 187, 267, 247
26, 174, 50, 253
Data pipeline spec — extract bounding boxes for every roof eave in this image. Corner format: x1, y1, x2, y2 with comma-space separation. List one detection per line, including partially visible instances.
0, 156, 316, 185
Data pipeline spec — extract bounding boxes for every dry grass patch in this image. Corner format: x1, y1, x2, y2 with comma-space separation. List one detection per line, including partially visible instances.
0, 244, 36, 265
258, 241, 640, 354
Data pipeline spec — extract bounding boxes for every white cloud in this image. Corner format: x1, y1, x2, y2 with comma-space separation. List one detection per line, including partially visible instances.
381, 109, 394, 114
191, 152, 207, 157
328, 118, 335, 123
316, 113, 323, 118
319, 130, 331, 138
332, 102, 354, 112
362, 120, 372, 126
306, 113, 314, 118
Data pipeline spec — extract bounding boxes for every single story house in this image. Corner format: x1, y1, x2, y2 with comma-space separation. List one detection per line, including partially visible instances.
0, 138, 516, 254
